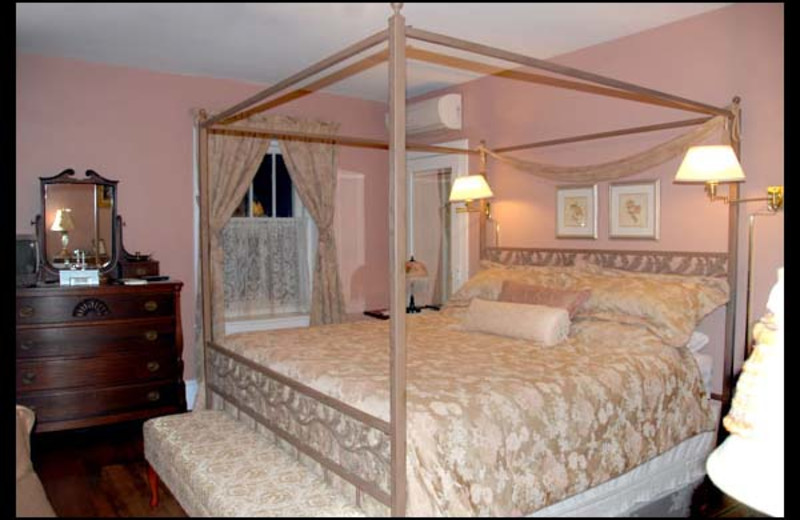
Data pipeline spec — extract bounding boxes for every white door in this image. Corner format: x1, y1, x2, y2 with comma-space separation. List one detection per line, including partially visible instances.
335, 170, 365, 313
407, 139, 469, 306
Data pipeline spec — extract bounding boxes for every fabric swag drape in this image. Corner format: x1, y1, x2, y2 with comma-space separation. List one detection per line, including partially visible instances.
483, 105, 739, 183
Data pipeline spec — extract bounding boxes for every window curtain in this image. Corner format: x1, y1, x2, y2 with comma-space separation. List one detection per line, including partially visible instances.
207, 132, 273, 341
222, 218, 309, 317
431, 172, 451, 305
196, 129, 270, 411
236, 114, 346, 326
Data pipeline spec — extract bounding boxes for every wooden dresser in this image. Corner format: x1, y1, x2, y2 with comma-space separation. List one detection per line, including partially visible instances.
16, 281, 186, 433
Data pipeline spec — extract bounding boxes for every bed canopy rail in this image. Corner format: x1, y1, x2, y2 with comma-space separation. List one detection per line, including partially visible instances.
200, 28, 389, 128
494, 116, 713, 153
195, 4, 742, 515
405, 26, 733, 118
206, 124, 479, 156
222, 48, 391, 125
405, 46, 716, 114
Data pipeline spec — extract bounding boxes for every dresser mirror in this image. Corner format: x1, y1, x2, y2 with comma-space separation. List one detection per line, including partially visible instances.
35, 169, 119, 280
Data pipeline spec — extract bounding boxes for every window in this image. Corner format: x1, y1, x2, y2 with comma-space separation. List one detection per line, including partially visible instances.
232, 143, 296, 218
222, 141, 315, 324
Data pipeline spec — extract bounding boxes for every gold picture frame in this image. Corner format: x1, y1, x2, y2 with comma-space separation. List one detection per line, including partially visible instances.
609, 179, 660, 239
556, 184, 597, 239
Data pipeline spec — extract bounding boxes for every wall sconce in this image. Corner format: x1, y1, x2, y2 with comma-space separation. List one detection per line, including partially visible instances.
50, 208, 76, 259
449, 146, 494, 216
674, 143, 784, 407
674, 145, 783, 212
449, 175, 493, 214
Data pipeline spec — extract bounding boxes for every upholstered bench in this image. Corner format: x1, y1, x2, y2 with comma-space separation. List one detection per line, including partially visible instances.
143, 410, 365, 517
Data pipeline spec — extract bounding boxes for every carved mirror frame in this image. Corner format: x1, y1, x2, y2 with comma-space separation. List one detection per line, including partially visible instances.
35, 169, 120, 282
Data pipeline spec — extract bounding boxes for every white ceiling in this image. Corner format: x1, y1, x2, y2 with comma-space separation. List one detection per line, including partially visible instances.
16, 3, 729, 102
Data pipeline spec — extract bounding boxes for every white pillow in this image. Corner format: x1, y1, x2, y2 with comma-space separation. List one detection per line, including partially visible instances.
685, 331, 710, 352
462, 298, 570, 346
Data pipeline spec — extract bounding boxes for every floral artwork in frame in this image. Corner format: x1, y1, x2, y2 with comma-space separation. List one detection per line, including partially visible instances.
556, 185, 597, 239
609, 179, 660, 239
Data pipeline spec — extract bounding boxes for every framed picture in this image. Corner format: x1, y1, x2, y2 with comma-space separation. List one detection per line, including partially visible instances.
97, 185, 113, 208
608, 179, 660, 239
556, 185, 597, 239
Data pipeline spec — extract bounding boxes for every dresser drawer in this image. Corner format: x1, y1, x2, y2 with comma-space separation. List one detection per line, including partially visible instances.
18, 381, 182, 426
17, 319, 176, 358
16, 291, 174, 325
17, 351, 178, 392
120, 260, 160, 278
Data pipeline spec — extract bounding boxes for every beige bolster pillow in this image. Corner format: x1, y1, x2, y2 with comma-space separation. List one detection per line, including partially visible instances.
463, 298, 571, 346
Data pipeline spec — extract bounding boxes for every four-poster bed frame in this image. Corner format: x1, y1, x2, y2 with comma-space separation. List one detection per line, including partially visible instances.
196, 4, 741, 515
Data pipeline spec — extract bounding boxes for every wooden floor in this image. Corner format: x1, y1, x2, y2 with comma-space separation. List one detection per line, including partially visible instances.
31, 420, 186, 517
30, 420, 767, 518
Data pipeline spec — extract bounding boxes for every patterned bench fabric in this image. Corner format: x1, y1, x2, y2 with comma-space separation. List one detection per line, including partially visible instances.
143, 411, 364, 517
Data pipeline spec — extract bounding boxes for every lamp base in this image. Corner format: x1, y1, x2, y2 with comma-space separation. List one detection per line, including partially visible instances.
406, 294, 423, 314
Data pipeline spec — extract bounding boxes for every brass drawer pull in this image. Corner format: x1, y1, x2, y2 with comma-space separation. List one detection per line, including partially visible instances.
135, 267, 147, 276
144, 330, 159, 341
19, 306, 34, 318
144, 300, 158, 312
20, 341, 34, 351
146, 361, 161, 372
147, 391, 161, 402
22, 372, 37, 385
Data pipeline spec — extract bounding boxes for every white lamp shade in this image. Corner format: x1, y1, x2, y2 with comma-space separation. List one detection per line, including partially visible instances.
674, 145, 745, 183
449, 175, 493, 202
51, 208, 75, 232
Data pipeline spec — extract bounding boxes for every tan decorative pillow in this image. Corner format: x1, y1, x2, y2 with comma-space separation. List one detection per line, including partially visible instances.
445, 266, 574, 309
498, 280, 590, 319
462, 298, 571, 346
559, 269, 729, 347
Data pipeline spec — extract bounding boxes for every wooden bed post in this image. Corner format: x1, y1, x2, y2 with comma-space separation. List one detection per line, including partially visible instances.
197, 109, 213, 409
721, 97, 742, 420
388, 3, 408, 516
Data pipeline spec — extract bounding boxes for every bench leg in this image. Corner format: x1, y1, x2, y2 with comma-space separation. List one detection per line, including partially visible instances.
147, 463, 159, 508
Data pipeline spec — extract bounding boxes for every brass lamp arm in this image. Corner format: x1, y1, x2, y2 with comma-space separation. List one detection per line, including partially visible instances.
706, 183, 784, 212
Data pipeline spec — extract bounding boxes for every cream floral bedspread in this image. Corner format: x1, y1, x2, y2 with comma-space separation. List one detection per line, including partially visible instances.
222, 311, 715, 516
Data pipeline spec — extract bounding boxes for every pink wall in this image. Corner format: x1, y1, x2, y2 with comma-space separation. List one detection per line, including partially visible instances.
16, 54, 390, 381
17, 3, 782, 395
453, 3, 783, 393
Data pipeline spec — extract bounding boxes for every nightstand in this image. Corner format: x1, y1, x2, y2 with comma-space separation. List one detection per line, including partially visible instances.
363, 306, 441, 320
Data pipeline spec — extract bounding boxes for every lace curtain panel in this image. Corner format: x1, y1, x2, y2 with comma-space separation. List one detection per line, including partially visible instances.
222, 218, 310, 318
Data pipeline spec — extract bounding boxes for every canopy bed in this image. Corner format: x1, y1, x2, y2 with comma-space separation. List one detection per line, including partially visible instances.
187, 4, 744, 516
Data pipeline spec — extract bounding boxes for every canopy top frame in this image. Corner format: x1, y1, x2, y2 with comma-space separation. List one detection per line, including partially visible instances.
199, 21, 735, 150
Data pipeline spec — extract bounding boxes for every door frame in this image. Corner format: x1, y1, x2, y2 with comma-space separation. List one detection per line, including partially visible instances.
406, 139, 470, 294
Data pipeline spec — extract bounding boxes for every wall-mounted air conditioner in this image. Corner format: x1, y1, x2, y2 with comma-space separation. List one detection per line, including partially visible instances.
386, 93, 462, 135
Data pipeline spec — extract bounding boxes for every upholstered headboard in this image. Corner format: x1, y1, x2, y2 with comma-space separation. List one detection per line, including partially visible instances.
483, 247, 728, 278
